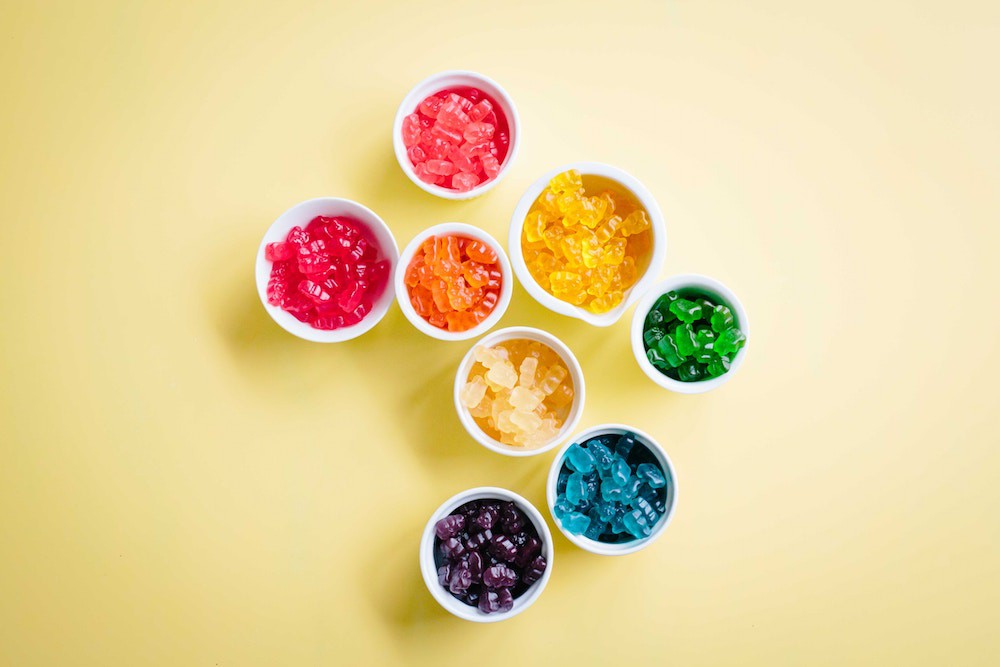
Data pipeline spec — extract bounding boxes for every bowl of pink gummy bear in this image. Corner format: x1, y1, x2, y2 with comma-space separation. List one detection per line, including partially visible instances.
394, 70, 520, 200
255, 197, 399, 342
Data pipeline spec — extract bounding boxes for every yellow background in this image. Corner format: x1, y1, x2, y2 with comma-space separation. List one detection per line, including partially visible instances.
2, 1, 998, 664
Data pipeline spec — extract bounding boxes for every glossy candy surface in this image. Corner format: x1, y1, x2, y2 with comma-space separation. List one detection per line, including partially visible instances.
642, 289, 746, 381
404, 234, 503, 332
433, 499, 547, 614
553, 432, 668, 543
521, 169, 653, 313
403, 86, 511, 192
460, 339, 574, 448
265, 216, 390, 330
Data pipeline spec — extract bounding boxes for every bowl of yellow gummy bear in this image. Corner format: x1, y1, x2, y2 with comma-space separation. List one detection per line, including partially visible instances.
509, 163, 667, 327
454, 326, 585, 457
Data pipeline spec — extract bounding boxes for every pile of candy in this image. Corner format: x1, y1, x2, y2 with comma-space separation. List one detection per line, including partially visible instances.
404, 234, 503, 332
642, 290, 746, 381
401, 86, 511, 192
434, 499, 548, 614
265, 216, 390, 330
553, 432, 668, 542
521, 169, 653, 313
460, 340, 573, 448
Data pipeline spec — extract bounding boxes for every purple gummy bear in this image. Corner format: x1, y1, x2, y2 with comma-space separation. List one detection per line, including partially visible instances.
465, 528, 492, 552
440, 537, 465, 560
467, 552, 484, 583
437, 564, 450, 587
496, 587, 514, 613
448, 565, 473, 594
521, 555, 547, 585
513, 536, 541, 568
473, 505, 499, 531
500, 502, 526, 533
488, 533, 518, 562
483, 564, 518, 588
478, 589, 501, 614
434, 514, 466, 540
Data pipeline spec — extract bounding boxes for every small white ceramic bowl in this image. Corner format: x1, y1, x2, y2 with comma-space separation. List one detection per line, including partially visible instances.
630, 274, 749, 394
508, 162, 667, 327
419, 486, 554, 623
453, 327, 586, 458
393, 70, 521, 200
255, 197, 399, 343
394, 223, 513, 341
546, 424, 677, 556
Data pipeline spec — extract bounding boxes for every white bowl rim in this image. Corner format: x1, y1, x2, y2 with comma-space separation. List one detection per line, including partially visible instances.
629, 273, 750, 394
254, 197, 400, 343
393, 222, 513, 341
452, 326, 586, 457
508, 161, 667, 327
545, 423, 678, 556
419, 486, 554, 623
393, 70, 521, 201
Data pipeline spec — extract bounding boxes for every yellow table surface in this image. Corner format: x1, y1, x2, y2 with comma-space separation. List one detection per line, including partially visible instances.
2, 1, 998, 664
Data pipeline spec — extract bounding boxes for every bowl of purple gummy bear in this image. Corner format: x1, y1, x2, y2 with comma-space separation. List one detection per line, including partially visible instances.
420, 487, 553, 622
547, 424, 677, 556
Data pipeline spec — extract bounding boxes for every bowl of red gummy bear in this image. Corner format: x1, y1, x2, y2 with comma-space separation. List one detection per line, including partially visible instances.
255, 197, 399, 342
394, 70, 519, 199
395, 222, 513, 341
420, 487, 552, 623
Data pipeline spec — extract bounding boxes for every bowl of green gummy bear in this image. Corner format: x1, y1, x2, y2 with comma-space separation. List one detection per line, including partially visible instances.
630, 273, 749, 394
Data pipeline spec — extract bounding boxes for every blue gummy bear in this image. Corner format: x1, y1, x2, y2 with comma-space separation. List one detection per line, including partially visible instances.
601, 479, 625, 503
596, 501, 617, 524
615, 432, 637, 459
610, 458, 630, 486
622, 476, 643, 503
587, 440, 615, 472
634, 496, 660, 528
622, 509, 651, 538
636, 462, 666, 489
609, 505, 628, 534
583, 472, 600, 500
565, 472, 587, 505
556, 472, 568, 495
583, 515, 607, 541
566, 443, 596, 473
554, 496, 575, 519
562, 511, 591, 535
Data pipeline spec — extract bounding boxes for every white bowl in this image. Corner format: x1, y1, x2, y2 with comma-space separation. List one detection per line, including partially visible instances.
508, 162, 667, 327
453, 327, 586, 458
419, 487, 554, 623
546, 424, 677, 556
393, 70, 521, 200
630, 274, 749, 394
394, 223, 513, 341
255, 197, 399, 343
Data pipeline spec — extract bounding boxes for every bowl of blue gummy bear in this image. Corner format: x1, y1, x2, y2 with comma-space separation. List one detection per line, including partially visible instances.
547, 424, 677, 556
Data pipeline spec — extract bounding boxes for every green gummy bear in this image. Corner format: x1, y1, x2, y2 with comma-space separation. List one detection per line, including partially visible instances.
654, 292, 678, 323
656, 334, 685, 368
715, 328, 746, 356
643, 325, 666, 349
646, 347, 667, 369
696, 298, 715, 320
646, 308, 664, 327
711, 304, 735, 333
669, 298, 703, 323
694, 329, 715, 351
706, 354, 731, 377
673, 322, 697, 357
677, 360, 706, 382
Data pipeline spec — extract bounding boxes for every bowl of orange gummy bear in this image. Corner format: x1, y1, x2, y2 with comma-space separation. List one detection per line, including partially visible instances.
395, 222, 513, 341
508, 163, 667, 326
453, 327, 585, 457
